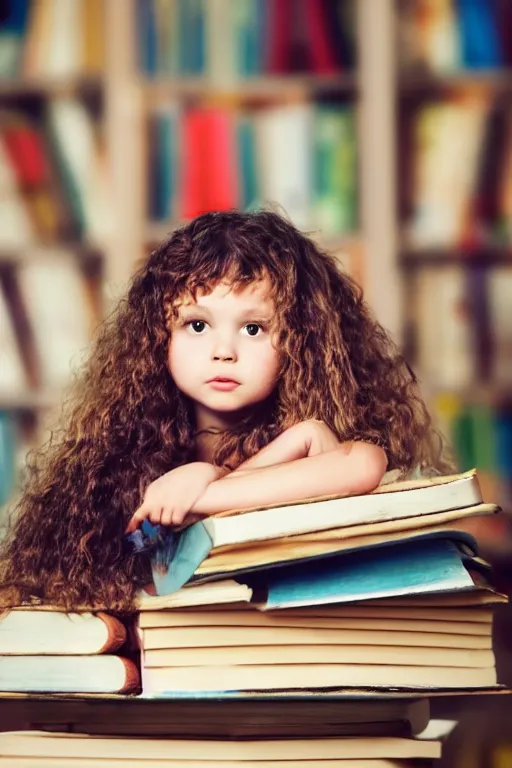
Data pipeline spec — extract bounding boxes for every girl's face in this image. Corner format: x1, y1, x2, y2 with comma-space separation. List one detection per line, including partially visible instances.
168, 278, 281, 431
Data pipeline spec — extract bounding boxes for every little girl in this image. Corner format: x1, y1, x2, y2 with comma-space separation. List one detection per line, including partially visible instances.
0, 210, 450, 611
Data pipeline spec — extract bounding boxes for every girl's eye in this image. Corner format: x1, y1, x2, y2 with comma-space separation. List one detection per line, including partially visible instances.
243, 323, 263, 337
187, 320, 207, 334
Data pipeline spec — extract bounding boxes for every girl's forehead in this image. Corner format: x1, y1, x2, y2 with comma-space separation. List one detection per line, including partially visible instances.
177, 277, 275, 309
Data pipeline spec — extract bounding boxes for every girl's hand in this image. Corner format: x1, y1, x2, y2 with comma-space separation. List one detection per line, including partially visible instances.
125, 462, 225, 533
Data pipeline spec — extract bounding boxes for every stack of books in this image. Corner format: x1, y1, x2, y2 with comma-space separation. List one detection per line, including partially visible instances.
0, 721, 455, 767
0, 469, 508, 768
137, 470, 507, 696
0, 610, 139, 694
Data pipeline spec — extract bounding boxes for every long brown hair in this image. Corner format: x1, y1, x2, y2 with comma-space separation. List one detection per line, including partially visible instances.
0, 210, 450, 611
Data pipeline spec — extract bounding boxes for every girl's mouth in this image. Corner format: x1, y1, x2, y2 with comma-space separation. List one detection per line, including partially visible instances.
208, 377, 240, 391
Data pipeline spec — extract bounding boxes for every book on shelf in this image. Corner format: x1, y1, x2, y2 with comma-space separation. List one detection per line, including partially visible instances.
403, 95, 512, 252
13, 253, 97, 390
405, 94, 491, 250
0, 281, 28, 396
412, 265, 476, 390
434, 394, 512, 499
146, 102, 358, 237
397, 0, 512, 74
137, 0, 355, 79
0, 411, 18, 506
0, 0, 105, 80
0, 101, 109, 246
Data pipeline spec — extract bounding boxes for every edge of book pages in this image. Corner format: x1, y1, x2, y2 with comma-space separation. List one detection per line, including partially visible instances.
194, 504, 497, 578
208, 469, 479, 520
0, 687, 510, 703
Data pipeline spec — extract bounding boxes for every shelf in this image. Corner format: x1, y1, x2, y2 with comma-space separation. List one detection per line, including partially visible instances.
400, 247, 512, 268
419, 382, 512, 407
141, 73, 357, 101
0, 390, 60, 412
0, 243, 104, 267
400, 68, 512, 93
0, 75, 104, 99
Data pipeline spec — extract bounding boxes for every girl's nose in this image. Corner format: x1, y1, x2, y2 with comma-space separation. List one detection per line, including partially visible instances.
211, 335, 237, 362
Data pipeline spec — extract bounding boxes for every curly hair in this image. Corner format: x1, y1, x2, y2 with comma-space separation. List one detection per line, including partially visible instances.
0, 210, 450, 611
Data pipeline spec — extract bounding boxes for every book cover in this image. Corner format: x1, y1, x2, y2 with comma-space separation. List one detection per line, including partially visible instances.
261, 538, 479, 610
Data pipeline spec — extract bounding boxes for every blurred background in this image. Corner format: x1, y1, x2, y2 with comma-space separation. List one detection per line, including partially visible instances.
0, 0, 511, 760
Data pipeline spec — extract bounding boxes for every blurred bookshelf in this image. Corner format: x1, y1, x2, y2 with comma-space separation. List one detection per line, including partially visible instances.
395, 0, 512, 580
2, 0, 512, 585
1, 0, 402, 517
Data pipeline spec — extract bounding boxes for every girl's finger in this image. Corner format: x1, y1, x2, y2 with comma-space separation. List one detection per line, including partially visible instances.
125, 506, 148, 533
148, 507, 164, 525
171, 507, 187, 526
160, 508, 174, 526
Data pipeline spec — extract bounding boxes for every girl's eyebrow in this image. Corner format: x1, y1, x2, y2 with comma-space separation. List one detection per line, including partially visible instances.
178, 304, 210, 316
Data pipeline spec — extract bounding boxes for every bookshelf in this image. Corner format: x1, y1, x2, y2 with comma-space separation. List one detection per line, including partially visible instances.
392, 0, 512, 574
2, 0, 512, 561
1, 0, 398, 513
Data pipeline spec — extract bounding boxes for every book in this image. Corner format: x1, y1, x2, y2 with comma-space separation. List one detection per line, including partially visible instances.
361, 589, 508, 608
136, 579, 253, 611
0, 284, 28, 396
199, 470, 482, 549
0, 611, 126, 655
0, 412, 18, 507
414, 265, 476, 390
0, 758, 438, 768
138, 607, 493, 633
259, 538, 488, 611
0, 656, 139, 694
21, 0, 105, 79
142, 620, 492, 651
0, 729, 444, 761
144, 662, 497, 693
255, 103, 314, 230
141, 625, 492, 651
15, 254, 95, 389
195, 502, 497, 576
145, 644, 494, 669
0, 692, 432, 739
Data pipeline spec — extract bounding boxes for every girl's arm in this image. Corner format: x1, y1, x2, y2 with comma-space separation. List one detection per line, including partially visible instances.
191, 440, 387, 516
127, 421, 387, 530
233, 419, 341, 472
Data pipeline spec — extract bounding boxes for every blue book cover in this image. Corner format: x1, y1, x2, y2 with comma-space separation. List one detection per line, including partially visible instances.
137, 0, 158, 75
237, 116, 259, 210
235, 0, 264, 76
263, 538, 476, 610
455, 0, 503, 69
0, 0, 30, 76
0, 411, 16, 508
155, 109, 177, 221
178, 0, 206, 75
495, 410, 512, 482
